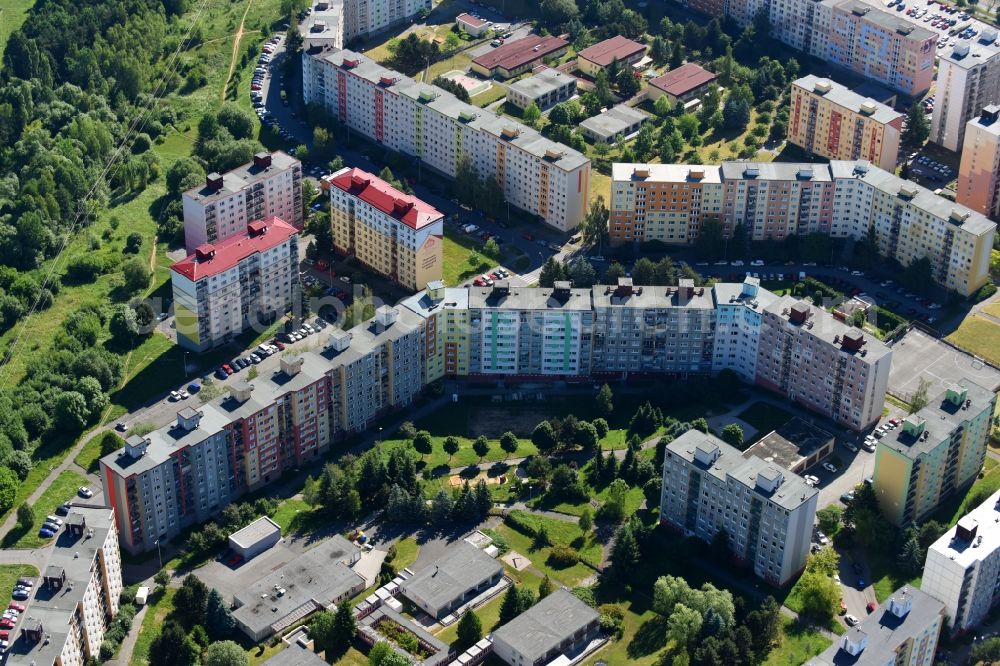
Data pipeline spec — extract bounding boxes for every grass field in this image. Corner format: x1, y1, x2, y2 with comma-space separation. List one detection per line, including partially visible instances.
130, 587, 177, 666
75, 432, 124, 473
0, 0, 35, 68
435, 591, 506, 647
382, 433, 538, 472
0, 564, 38, 597
946, 315, 1000, 367
389, 536, 420, 571
763, 617, 833, 666
443, 228, 493, 285
2, 470, 90, 548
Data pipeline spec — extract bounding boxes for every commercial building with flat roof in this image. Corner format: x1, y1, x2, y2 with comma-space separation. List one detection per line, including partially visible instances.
6, 507, 122, 666
660, 430, 819, 586
182, 151, 303, 252
807, 586, 944, 666
647, 63, 717, 107
229, 516, 281, 560
328, 167, 443, 291
303, 48, 591, 232
874, 380, 996, 526
471, 35, 569, 79
171, 217, 299, 352
921, 490, 1000, 633
505, 67, 576, 111
956, 105, 1000, 220
399, 541, 503, 618
492, 589, 601, 666
744, 417, 836, 474
789, 75, 903, 171
579, 104, 647, 143
576, 36, 646, 77
232, 535, 364, 641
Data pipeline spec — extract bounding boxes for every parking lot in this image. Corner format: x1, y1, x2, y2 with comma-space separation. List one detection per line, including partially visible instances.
887, 327, 1000, 399
907, 153, 955, 186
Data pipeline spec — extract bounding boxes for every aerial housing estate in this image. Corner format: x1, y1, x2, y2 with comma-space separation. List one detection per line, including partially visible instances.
102, 277, 894, 554
5, 508, 123, 666
920, 490, 1000, 633
181, 151, 303, 252
873, 380, 995, 526
609, 161, 997, 296
327, 167, 444, 291
301, 47, 591, 232
659, 430, 819, 586
299, 0, 431, 50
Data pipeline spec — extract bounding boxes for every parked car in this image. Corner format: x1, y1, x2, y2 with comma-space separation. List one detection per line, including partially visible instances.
866, 601, 877, 614
840, 491, 855, 504
11, 590, 28, 601
37, 528, 55, 539
839, 599, 848, 615
7, 603, 25, 613
45, 516, 63, 526
822, 462, 838, 473
816, 530, 829, 545
115, 421, 128, 432
77, 487, 94, 499
844, 442, 858, 453
845, 614, 860, 627
55, 502, 72, 516
169, 390, 181, 401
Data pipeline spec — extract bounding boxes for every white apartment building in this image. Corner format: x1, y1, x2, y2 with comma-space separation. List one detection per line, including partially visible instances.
712, 278, 777, 382
302, 48, 591, 231
921, 490, 1000, 633
659, 430, 819, 586
182, 152, 303, 252
7, 507, 123, 666
171, 217, 299, 352
930, 30, 1000, 152
302, 0, 345, 50
301, 0, 430, 50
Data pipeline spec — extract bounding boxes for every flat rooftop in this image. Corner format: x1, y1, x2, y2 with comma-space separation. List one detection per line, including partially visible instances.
507, 67, 576, 100
794, 75, 903, 124
926, 490, 1000, 569
763, 295, 893, 365
262, 645, 329, 666
400, 541, 502, 613
467, 283, 593, 311
492, 588, 599, 663
579, 104, 647, 138
612, 162, 722, 184
744, 417, 835, 470
229, 516, 281, 549
183, 151, 299, 204
835, 0, 937, 40
233, 535, 363, 636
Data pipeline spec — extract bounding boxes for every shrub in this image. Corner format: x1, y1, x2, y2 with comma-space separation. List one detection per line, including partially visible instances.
547, 544, 579, 568
975, 280, 997, 302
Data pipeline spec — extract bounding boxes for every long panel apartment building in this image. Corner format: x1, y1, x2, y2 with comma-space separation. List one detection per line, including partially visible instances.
659, 430, 819, 586
609, 161, 996, 296
328, 167, 444, 290
171, 217, 299, 352
299, 0, 431, 51
7, 508, 123, 666
930, 31, 1000, 152
182, 152, 303, 252
873, 380, 995, 526
789, 75, 903, 170
302, 47, 591, 231
920, 490, 1000, 633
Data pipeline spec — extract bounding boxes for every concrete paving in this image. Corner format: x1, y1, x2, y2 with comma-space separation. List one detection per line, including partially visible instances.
887, 327, 1000, 400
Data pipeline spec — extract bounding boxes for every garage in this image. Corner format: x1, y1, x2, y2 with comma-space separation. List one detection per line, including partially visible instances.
228, 516, 281, 561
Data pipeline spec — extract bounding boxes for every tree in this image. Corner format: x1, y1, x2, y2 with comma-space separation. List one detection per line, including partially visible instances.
609, 521, 641, 579
123, 257, 152, 293
797, 571, 839, 622
456, 610, 483, 650
148, 621, 200, 666
333, 599, 357, 647
539, 257, 566, 287
54, 391, 89, 431
16, 501, 34, 528
897, 529, 923, 577
523, 102, 541, 127
109, 303, 141, 345
532, 421, 559, 452
369, 641, 411, 666
717, 423, 745, 449
581, 195, 609, 249
668, 604, 703, 647
910, 376, 931, 413
723, 94, 751, 130
594, 70, 612, 107
653, 575, 695, 616
499, 431, 519, 457
601, 479, 630, 523
816, 505, 842, 534
499, 585, 535, 624
540, 0, 579, 28
154, 570, 170, 590
167, 157, 206, 195
204, 641, 248, 666
473, 435, 490, 460
538, 574, 554, 599
902, 103, 930, 148
617, 68, 641, 98
745, 596, 782, 658
443, 436, 460, 462
579, 508, 593, 532
310, 610, 336, 654
574, 421, 599, 452
206, 588, 236, 638
124, 232, 143, 254
482, 238, 501, 259
969, 637, 1000, 665
412, 430, 433, 457
173, 575, 209, 629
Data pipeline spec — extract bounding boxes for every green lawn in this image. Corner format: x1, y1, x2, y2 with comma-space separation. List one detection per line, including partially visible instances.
389, 536, 420, 571
946, 315, 1000, 367
0, 0, 35, 69
381, 434, 538, 472
443, 229, 493, 285
435, 592, 506, 647
3, 469, 90, 548
494, 511, 602, 586
130, 587, 177, 666
269, 498, 312, 534
762, 617, 833, 666
471, 82, 508, 108
0, 564, 39, 597
737, 401, 795, 440
75, 431, 124, 473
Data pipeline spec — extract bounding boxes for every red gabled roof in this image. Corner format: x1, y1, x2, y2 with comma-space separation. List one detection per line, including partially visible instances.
472, 35, 569, 72
328, 168, 443, 230
577, 36, 647, 67
649, 63, 717, 96
171, 217, 298, 281
456, 12, 489, 28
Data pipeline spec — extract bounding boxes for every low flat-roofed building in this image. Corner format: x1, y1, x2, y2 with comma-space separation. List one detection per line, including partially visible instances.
579, 104, 647, 142
576, 35, 647, 77
456, 12, 491, 37
358, 606, 452, 665
506, 67, 577, 110
228, 516, 281, 561
743, 417, 836, 474
806, 586, 944, 666
492, 588, 601, 666
471, 34, 569, 79
399, 541, 503, 618
262, 645, 329, 666
647, 63, 717, 108
233, 535, 365, 641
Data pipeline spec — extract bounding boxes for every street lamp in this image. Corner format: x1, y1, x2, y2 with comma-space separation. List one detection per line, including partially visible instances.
154, 539, 162, 571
